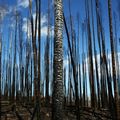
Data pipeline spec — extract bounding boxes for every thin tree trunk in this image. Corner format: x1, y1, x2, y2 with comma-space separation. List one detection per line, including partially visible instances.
45, 0, 50, 106
0, 38, 2, 120
91, 0, 100, 108
37, 0, 41, 99
12, 13, 18, 102
108, 0, 120, 119
29, 0, 37, 100
63, 14, 80, 120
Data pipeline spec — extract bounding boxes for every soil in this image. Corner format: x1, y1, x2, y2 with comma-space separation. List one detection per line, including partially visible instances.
1, 101, 112, 120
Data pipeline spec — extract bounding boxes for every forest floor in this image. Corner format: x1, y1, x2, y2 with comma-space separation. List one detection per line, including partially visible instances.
1, 100, 112, 120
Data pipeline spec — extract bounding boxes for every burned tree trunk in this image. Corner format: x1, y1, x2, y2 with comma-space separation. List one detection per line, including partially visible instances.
63, 14, 80, 120
0, 35, 2, 120
29, 0, 37, 100
52, 0, 64, 119
12, 12, 18, 102
45, 0, 50, 106
108, 0, 120, 119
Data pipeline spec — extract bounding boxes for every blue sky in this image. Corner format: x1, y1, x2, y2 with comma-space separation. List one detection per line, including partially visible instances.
0, 0, 120, 96
0, 0, 119, 48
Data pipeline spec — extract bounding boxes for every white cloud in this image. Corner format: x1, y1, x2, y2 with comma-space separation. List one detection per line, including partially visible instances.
22, 18, 31, 38
64, 59, 69, 67
32, 13, 47, 27
41, 15, 47, 26
22, 13, 54, 37
0, 6, 8, 21
41, 26, 47, 36
18, 0, 30, 8
63, 52, 120, 79
84, 52, 120, 79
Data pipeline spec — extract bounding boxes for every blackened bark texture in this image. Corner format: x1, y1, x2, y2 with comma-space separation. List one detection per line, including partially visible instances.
36, 1, 41, 118
95, 0, 114, 113
29, 0, 41, 119
18, 16, 23, 99
63, 14, 80, 120
30, 59, 32, 100
29, 0, 37, 100
108, 0, 120, 119
12, 13, 17, 101
45, 40, 50, 106
0, 38, 1, 120
45, 0, 50, 106
87, 10, 95, 109
91, 0, 100, 108
25, 43, 30, 101
79, 64, 82, 107
37, 0, 41, 99
52, 0, 64, 119
21, 67, 24, 97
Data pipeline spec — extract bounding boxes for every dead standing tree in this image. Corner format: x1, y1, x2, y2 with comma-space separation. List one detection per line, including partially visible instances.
108, 0, 120, 119
52, 0, 64, 119
91, 0, 100, 108
18, 15, 24, 99
45, 0, 50, 106
12, 11, 18, 102
86, 0, 95, 108
29, 0, 37, 101
37, 0, 41, 107
0, 29, 2, 120
63, 13, 80, 120
29, 0, 41, 119
0, 11, 2, 119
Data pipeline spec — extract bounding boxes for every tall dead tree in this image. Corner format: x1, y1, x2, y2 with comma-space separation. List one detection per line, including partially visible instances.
29, 0, 37, 100
29, 0, 41, 119
8, 29, 12, 101
0, 11, 2, 118
63, 14, 80, 120
113, 13, 120, 97
12, 11, 18, 101
86, 0, 95, 108
52, 0, 64, 119
108, 0, 120, 119
18, 15, 24, 98
45, 0, 50, 106
37, 0, 41, 101
91, 0, 100, 108
0, 32, 2, 120
25, 26, 30, 102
